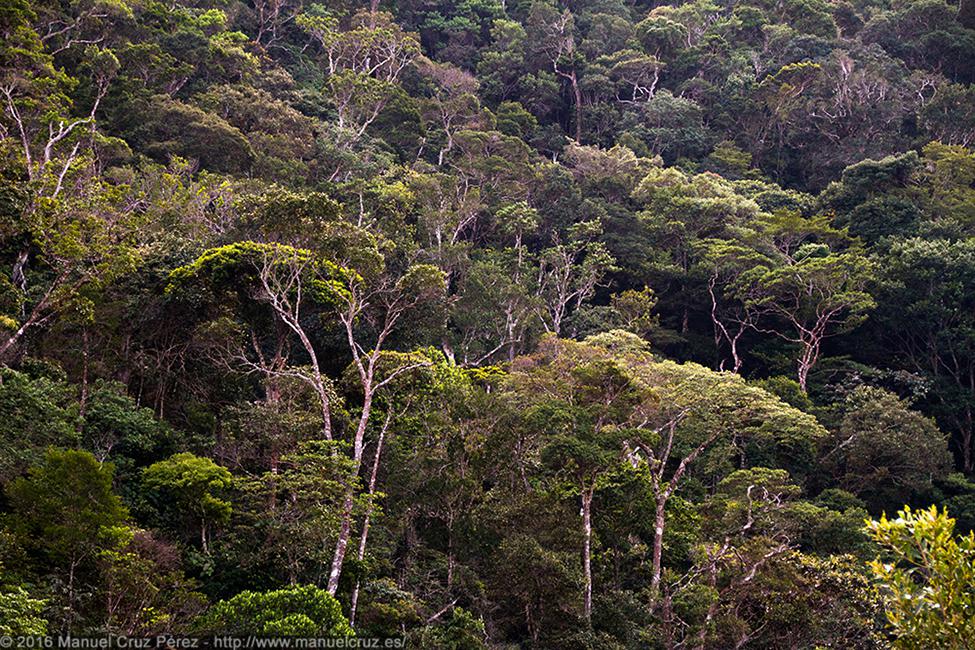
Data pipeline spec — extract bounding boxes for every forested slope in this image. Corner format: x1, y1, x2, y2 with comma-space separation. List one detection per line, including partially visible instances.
2, 0, 975, 646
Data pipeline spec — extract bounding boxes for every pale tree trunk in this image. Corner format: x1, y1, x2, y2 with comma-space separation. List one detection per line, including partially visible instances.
0, 276, 62, 362
651, 499, 666, 596
350, 412, 390, 627
962, 405, 973, 473
553, 62, 582, 141
326, 388, 373, 595
447, 514, 455, 587
569, 71, 583, 142
660, 589, 676, 650
65, 557, 79, 634
327, 492, 355, 594
12, 248, 27, 312
79, 327, 90, 420
326, 281, 433, 594
256, 255, 334, 439
581, 486, 594, 622
0, 321, 30, 361
796, 337, 820, 393
707, 274, 748, 374
546, 9, 583, 143
637, 417, 720, 607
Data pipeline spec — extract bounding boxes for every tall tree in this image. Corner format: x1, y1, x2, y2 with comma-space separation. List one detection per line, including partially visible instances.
6, 449, 130, 632
875, 238, 975, 471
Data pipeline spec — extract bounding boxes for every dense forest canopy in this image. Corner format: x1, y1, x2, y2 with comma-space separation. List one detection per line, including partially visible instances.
2, 0, 975, 646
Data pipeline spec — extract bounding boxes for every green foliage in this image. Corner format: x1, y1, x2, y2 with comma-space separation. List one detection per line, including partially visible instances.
0, 368, 79, 482
82, 380, 173, 464
5, 448, 130, 574
198, 585, 352, 636
873, 237, 975, 471
230, 439, 360, 585
142, 453, 232, 551
418, 607, 486, 649
98, 530, 206, 634
826, 387, 952, 512
0, 586, 47, 634
132, 95, 255, 173
866, 506, 975, 648
1, 0, 975, 642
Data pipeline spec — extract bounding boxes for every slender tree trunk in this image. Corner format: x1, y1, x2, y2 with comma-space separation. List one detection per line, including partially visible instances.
570, 72, 583, 142
526, 602, 537, 645
581, 487, 593, 622
268, 456, 279, 511
963, 405, 973, 473
327, 493, 354, 594
447, 525, 455, 587
350, 419, 388, 626
353, 390, 373, 461
661, 589, 676, 650
12, 248, 28, 306
0, 321, 31, 361
327, 389, 375, 594
553, 60, 583, 142
651, 498, 666, 596
797, 350, 813, 393
65, 557, 78, 634
275, 320, 331, 433
797, 336, 821, 393
79, 327, 90, 420
695, 555, 722, 650
0, 253, 65, 349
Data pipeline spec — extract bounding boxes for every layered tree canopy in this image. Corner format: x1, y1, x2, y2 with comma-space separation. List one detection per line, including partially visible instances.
2, 0, 975, 646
